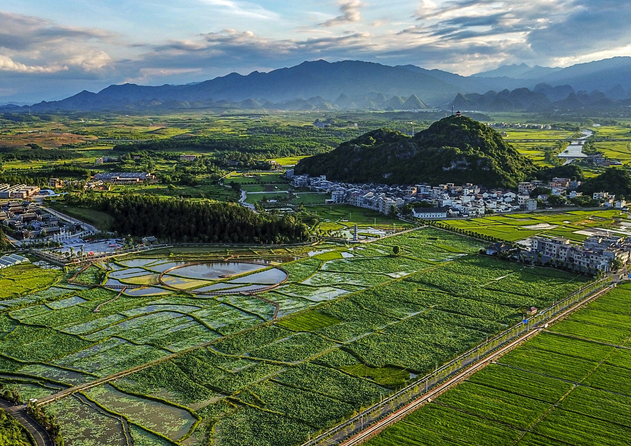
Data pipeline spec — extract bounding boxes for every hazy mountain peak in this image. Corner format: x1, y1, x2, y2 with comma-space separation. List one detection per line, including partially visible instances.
473, 63, 561, 80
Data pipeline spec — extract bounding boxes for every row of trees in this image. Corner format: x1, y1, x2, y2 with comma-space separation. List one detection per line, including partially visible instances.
65, 193, 310, 244
0, 228, 11, 252
27, 403, 64, 446
0, 408, 30, 446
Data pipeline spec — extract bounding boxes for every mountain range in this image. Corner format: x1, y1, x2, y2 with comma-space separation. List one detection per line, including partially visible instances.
5, 57, 631, 113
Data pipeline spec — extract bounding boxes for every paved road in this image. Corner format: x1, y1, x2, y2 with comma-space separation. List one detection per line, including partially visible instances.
0, 399, 53, 446
41, 206, 98, 233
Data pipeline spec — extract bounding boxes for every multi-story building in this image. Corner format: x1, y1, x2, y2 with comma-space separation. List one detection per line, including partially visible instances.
531, 235, 631, 273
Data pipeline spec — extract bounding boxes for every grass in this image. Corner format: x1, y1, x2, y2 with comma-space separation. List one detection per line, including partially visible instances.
49, 203, 115, 231
270, 156, 310, 166
277, 310, 341, 331
303, 204, 411, 228
0, 263, 61, 301
341, 364, 410, 388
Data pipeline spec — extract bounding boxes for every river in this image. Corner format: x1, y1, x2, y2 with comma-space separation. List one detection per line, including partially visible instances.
558, 129, 593, 165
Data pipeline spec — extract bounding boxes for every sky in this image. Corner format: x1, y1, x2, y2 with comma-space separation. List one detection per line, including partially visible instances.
1, 0, 630, 103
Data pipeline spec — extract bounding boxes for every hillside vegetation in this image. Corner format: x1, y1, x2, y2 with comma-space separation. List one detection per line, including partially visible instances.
295, 115, 537, 188
579, 168, 631, 198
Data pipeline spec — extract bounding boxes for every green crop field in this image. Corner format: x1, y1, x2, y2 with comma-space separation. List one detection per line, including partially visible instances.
0, 228, 593, 445
441, 209, 629, 242
0, 263, 62, 300
367, 282, 631, 446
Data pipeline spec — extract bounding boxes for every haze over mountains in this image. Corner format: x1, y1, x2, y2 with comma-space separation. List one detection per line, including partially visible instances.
5, 57, 631, 113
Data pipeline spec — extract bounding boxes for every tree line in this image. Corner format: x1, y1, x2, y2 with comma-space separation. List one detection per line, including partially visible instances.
65, 193, 310, 244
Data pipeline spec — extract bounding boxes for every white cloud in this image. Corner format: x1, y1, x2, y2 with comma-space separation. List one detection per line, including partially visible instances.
320, 0, 365, 27
195, 0, 279, 20
0, 54, 65, 73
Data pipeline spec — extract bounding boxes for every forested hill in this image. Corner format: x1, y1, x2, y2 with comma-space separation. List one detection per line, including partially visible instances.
294, 115, 536, 188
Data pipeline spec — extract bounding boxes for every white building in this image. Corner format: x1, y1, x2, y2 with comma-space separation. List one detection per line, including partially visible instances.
412, 207, 448, 219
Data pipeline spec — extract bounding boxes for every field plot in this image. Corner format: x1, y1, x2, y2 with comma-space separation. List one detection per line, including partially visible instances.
441, 209, 629, 243
0, 263, 61, 300
367, 281, 631, 446
0, 228, 592, 446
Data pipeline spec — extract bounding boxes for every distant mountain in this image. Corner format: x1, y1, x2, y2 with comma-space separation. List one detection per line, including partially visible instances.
294, 115, 536, 188
451, 86, 622, 112
5, 57, 631, 113
452, 88, 550, 112
473, 63, 561, 80
539, 57, 631, 94
17, 60, 463, 113
533, 84, 575, 102
396, 64, 517, 94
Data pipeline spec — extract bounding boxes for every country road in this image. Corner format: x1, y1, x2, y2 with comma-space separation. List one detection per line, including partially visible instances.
42, 206, 98, 233
0, 399, 53, 446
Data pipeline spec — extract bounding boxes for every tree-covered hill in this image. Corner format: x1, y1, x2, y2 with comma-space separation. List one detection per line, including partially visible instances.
294, 115, 537, 188
579, 168, 631, 198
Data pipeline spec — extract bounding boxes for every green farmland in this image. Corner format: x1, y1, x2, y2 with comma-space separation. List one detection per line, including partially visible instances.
441, 209, 629, 243
0, 228, 591, 446
368, 282, 631, 446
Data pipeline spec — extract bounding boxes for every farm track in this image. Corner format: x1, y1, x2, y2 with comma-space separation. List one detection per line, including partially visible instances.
35, 333, 228, 407
312, 282, 615, 446
0, 398, 53, 446
94, 287, 126, 313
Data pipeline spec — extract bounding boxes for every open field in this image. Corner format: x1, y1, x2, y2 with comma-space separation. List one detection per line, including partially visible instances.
49, 204, 116, 231
441, 209, 630, 243
300, 204, 415, 234
0, 227, 594, 445
367, 281, 631, 446
0, 263, 62, 301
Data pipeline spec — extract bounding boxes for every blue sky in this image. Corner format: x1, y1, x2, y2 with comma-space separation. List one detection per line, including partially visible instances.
1, 0, 630, 102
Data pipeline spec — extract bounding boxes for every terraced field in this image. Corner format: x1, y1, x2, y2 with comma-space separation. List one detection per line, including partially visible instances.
367, 282, 631, 446
0, 229, 591, 446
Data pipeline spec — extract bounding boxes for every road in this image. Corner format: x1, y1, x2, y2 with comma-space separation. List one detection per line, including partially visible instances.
41, 206, 98, 233
0, 399, 53, 446
309, 282, 614, 446
238, 190, 256, 211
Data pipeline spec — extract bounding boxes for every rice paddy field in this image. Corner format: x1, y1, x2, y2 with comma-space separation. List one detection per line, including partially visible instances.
0, 228, 593, 446
367, 281, 631, 446
442, 209, 630, 243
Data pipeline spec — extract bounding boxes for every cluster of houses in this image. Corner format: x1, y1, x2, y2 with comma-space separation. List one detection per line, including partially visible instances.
490, 235, 631, 274
49, 178, 104, 190
0, 202, 79, 240
287, 172, 545, 217
589, 154, 623, 167
0, 254, 29, 269
287, 172, 626, 218
489, 123, 553, 130
0, 184, 40, 200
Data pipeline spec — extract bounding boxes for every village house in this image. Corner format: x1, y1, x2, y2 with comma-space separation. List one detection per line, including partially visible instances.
412, 207, 448, 219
